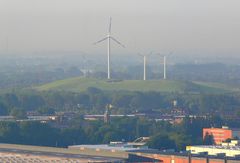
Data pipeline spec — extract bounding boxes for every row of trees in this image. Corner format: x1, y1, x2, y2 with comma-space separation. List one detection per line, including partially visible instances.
0, 88, 240, 117
0, 116, 229, 151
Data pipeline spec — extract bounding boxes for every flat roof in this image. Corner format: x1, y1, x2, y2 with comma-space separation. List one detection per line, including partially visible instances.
0, 143, 124, 162
69, 144, 154, 152
189, 145, 240, 151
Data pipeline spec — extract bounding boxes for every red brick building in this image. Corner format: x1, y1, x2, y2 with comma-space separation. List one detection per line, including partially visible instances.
203, 126, 240, 145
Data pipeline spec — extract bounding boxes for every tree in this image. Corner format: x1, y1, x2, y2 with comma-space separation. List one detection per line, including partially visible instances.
147, 133, 176, 150
74, 94, 90, 108
19, 122, 59, 146
169, 132, 192, 151
10, 108, 27, 120
59, 127, 86, 147
37, 107, 55, 115
87, 87, 102, 94
3, 93, 19, 108
0, 122, 20, 143
112, 94, 132, 108
18, 94, 45, 111
0, 102, 8, 115
203, 132, 215, 145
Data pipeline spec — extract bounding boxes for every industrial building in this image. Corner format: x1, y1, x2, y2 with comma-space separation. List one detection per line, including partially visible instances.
187, 140, 240, 157
70, 142, 240, 163
0, 143, 158, 163
203, 126, 240, 144
1, 143, 240, 163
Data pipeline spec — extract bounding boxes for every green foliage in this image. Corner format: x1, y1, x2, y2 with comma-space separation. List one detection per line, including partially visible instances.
10, 108, 27, 120
170, 132, 192, 150
0, 122, 20, 143
147, 133, 176, 150
37, 107, 55, 115
58, 127, 86, 146
203, 132, 215, 145
0, 102, 8, 115
0, 89, 240, 118
19, 122, 59, 146
0, 116, 230, 150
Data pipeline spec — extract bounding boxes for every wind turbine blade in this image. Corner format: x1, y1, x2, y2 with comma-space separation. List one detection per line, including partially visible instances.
93, 37, 108, 45
110, 36, 125, 48
167, 50, 174, 57
109, 17, 112, 34
148, 51, 153, 56
156, 53, 166, 58
137, 53, 143, 57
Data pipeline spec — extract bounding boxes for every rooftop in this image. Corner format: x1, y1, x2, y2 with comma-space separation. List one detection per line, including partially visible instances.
69, 143, 156, 152
191, 145, 240, 151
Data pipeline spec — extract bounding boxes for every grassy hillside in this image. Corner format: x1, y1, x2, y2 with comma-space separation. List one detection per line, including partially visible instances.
193, 81, 239, 92
35, 77, 237, 93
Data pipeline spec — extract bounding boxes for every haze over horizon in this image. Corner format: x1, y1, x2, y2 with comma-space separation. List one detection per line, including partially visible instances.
1, 0, 240, 58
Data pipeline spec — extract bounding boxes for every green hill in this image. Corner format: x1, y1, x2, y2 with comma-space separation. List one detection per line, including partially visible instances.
35, 77, 238, 93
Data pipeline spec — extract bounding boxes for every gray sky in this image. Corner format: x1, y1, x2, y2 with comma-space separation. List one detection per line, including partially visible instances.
1, 0, 240, 57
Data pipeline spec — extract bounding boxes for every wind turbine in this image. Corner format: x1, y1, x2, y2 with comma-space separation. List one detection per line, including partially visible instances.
156, 52, 173, 80
138, 53, 151, 81
94, 17, 125, 80
82, 54, 87, 77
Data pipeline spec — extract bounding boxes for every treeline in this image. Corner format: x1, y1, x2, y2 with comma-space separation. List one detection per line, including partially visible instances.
1, 88, 240, 116
0, 116, 228, 151
0, 66, 84, 89
169, 63, 240, 85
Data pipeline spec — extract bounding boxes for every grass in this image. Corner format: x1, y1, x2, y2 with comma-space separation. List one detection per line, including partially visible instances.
35, 77, 238, 94
193, 81, 239, 92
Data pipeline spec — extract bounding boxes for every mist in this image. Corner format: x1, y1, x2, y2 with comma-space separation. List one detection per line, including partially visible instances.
1, 0, 240, 58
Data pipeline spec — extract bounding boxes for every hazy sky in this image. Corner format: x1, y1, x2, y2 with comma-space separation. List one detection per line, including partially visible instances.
1, 0, 240, 57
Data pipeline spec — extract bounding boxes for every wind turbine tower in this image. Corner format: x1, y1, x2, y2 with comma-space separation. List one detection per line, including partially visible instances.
156, 52, 172, 80
138, 53, 151, 81
94, 17, 125, 79
163, 55, 166, 80
82, 54, 87, 78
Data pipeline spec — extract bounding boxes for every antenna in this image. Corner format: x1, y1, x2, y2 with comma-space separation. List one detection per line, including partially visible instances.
93, 17, 125, 79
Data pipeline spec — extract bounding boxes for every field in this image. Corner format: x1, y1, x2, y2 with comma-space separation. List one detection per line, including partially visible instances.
35, 77, 239, 93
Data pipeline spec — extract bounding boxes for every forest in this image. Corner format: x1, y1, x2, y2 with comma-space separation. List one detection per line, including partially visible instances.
0, 88, 240, 117
0, 115, 230, 151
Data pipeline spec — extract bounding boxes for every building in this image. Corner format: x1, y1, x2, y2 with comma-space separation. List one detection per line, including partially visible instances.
132, 151, 236, 163
187, 140, 240, 157
203, 126, 240, 144
0, 143, 124, 162
68, 140, 156, 153
0, 143, 160, 163
69, 143, 240, 163
2, 143, 240, 162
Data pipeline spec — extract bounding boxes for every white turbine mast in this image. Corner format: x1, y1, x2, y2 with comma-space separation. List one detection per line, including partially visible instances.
138, 53, 151, 81
94, 17, 125, 80
163, 55, 166, 80
82, 54, 87, 78
156, 51, 173, 80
